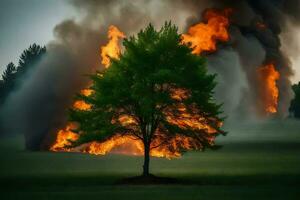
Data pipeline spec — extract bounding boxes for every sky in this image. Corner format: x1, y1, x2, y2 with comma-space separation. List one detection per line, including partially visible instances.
0, 0, 299, 83
0, 0, 75, 73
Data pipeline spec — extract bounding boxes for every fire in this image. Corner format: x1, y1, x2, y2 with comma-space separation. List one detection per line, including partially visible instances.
51, 25, 125, 153
77, 86, 221, 158
51, 89, 93, 151
181, 8, 232, 55
80, 89, 93, 96
257, 63, 280, 114
51, 20, 224, 158
100, 25, 125, 68
73, 89, 93, 110
50, 124, 78, 151
165, 104, 219, 134
51, 86, 221, 158
86, 135, 144, 156
73, 101, 91, 110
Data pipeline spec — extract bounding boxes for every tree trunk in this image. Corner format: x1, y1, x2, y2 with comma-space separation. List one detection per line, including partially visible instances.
143, 141, 150, 176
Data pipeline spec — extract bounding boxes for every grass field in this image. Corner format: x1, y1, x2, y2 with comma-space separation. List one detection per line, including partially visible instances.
0, 120, 300, 199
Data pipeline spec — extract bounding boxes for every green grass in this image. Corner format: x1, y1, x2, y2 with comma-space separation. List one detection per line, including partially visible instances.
2, 185, 299, 200
0, 120, 300, 199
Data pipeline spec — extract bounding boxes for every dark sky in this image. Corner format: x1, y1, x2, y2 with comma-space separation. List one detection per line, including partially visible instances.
0, 0, 74, 73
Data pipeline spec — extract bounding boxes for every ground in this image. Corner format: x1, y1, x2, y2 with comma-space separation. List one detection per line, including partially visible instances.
0, 120, 300, 199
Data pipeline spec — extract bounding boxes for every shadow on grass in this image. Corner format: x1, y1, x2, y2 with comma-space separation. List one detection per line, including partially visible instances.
1, 173, 300, 188
116, 174, 181, 185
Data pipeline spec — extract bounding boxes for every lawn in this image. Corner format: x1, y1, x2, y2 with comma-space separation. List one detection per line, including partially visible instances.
0, 120, 300, 199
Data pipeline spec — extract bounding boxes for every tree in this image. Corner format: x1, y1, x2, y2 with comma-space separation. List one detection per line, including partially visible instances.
289, 82, 300, 118
17, 44, 46, 76
0, 62, 17, 104
69, 23, 225, 176
0, 44, 46, 105
0, 44, 46, 139
2, 62, 17, 82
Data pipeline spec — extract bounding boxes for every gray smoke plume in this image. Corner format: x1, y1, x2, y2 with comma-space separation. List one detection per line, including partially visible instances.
226, 0, 295, 118
0, 0, 298, 150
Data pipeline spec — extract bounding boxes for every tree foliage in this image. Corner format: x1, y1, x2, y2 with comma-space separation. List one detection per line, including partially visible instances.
289, 82, 300, 118
17, 44, 46, 77
0, 63, 17, 104
69, 23, 225, 175
0, 44, 46, 104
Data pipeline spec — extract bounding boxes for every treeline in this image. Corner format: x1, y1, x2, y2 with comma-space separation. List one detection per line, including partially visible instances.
0, 44, 46, 105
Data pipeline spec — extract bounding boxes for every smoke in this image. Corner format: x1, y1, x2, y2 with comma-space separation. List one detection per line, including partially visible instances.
207, 47, 248, 118
228, 0, 295, 118
178, 0, 296, 120
0, 0, 298, 150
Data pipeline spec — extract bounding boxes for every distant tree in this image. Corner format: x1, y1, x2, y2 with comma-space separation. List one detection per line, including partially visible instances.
0, 62, 17, 104
2, 62, 17, 82
0, 44, 46, 104
16, 43, 46, 78
69, 23, 225, 176
289, 82, 300, 118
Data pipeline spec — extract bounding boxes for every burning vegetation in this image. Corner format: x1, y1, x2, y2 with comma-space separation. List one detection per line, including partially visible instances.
51, 21, 226, 162
100, 25, 125, 68
257, 63, 280, 115
181, 8, 232, 55
0, 1, 295, 154
50, 6, 285, 160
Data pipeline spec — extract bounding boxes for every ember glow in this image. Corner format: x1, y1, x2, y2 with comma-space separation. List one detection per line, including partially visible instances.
181, 8, 232, 55
257, 63, 280, 114
256, 22, 267, 30
100, 25, 125, 68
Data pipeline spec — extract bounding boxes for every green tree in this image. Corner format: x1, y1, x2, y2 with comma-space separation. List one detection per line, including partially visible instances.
289, 82, 300, 118
2, 62, 17, 82
69, 23, 225, 176
16, 43, 46, 78
0, 44, 46, 105
0, 62, 17, 104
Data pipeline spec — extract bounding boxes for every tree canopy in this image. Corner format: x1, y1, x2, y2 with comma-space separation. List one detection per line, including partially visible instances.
0, 44, 46, 105
17, 44, 46, 77
69, 23, 225, 176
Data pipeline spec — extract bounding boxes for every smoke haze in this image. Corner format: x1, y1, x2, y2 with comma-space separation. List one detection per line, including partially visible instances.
0, 0, 299, 150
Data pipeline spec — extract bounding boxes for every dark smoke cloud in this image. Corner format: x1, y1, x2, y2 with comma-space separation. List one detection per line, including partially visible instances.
0, 0, 211, 150
0, 0, 299, 150
229, 0, 295, 118
182, 0, 296, 119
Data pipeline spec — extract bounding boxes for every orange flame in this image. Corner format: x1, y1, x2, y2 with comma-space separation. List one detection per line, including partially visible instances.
100, 25, 125, 68
50, 124, 78, 151
51, 20, 224, 158
51, 87, 221, 158
51, 89, 93, 152
86, 135, 144, 156
72, 89, 93, 110
52, 25, 125, 153
257, 63, 280, 114
182, 8, 232, 55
